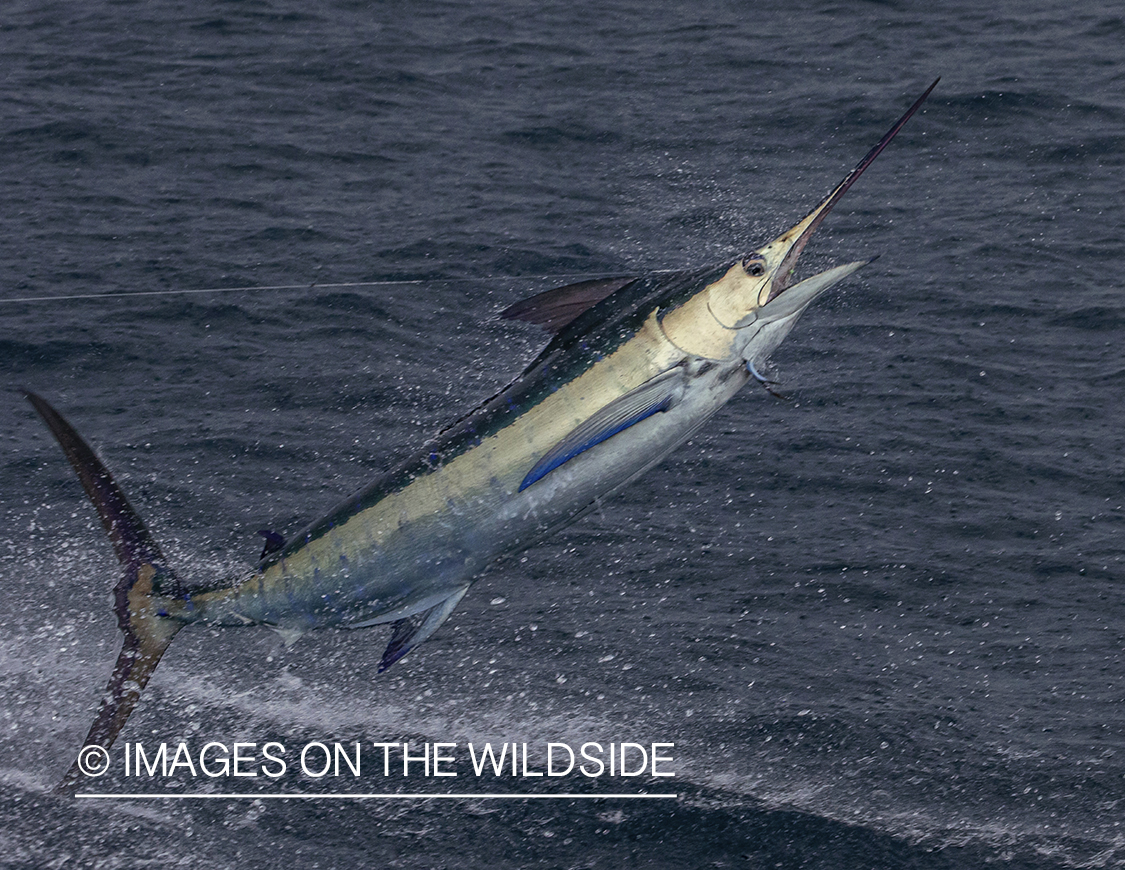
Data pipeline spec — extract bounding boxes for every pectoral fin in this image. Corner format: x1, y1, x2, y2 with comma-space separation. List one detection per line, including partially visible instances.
519, 367, 685, 492
379, 586, 469, 673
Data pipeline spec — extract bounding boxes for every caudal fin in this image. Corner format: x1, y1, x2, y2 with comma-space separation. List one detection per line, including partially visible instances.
22, 391, 183, 794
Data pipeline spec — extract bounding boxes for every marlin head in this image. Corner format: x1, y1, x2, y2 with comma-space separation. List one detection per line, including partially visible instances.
661, 79, 938, 362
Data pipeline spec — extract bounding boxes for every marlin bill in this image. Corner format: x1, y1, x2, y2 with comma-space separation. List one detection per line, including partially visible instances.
24, 80, 937, 792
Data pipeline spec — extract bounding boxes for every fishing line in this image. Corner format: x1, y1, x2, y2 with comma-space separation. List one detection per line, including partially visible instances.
0, 272, 670, 305
0, 281, 416, 305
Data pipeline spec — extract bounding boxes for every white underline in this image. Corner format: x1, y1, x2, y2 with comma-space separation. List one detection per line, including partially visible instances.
76, 792, 678, 800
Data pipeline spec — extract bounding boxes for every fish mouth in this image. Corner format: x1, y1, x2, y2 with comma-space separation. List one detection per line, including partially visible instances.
754, 258, 875, 328
760, 78, 939, 306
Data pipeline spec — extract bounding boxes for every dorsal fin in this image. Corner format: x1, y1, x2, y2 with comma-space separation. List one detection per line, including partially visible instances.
500, 277, 636, 334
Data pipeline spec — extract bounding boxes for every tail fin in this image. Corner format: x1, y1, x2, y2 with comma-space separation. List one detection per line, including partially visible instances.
22, 391, 183, 794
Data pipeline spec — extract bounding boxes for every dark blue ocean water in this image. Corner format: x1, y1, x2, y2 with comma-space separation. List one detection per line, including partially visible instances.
3, 1, 1125, 867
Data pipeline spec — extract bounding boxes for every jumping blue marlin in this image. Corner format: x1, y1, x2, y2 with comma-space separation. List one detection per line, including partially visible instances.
26, 80, 937, 792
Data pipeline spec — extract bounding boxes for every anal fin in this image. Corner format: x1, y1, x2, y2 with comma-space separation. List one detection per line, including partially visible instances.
271, 625, 306, 648
379, 587, 469, 673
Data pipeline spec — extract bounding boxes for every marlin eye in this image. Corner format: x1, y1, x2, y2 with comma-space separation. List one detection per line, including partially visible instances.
742, 256, 766, 277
